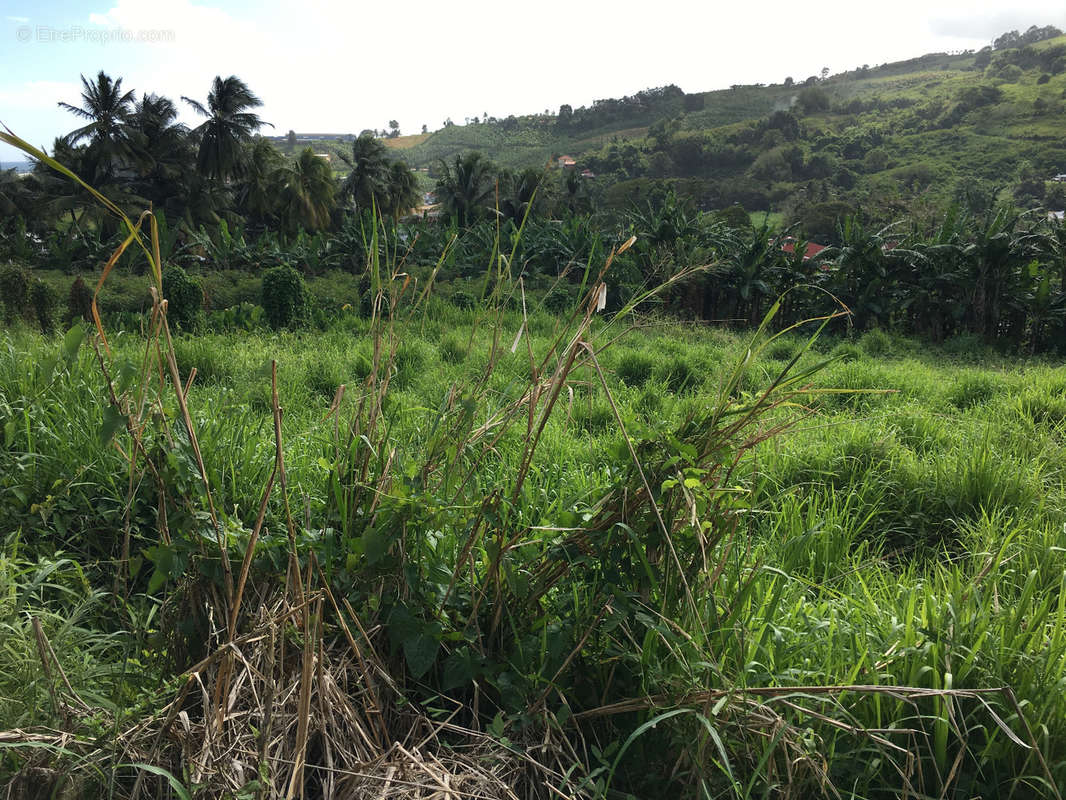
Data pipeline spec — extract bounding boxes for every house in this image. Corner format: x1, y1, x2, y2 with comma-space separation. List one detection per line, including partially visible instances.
313, 152, 332, 164
1052, 174, 1066, 182
781, 239, 827, 260
580, 169, 596, 179
558, 155, 577, 168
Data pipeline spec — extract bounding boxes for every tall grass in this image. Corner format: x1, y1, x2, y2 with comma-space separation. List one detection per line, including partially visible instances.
2, 127, 1066, 798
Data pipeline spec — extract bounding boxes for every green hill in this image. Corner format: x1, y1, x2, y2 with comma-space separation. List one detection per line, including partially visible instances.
357, 32, 1066, 231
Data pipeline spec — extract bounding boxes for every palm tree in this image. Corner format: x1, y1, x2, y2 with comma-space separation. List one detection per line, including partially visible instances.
276, 148, 336, 234
434, 152, 497, 228
499, 167, 543, 224
383, 161, 420, 220
236, 138, 284, 227
57, 71, 136, 182
182, 76, 270, 181
338, 133, 390, 213
128, 93, 194, 215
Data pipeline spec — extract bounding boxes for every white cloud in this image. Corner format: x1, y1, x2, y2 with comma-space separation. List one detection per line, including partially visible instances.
6, 16, 30, 24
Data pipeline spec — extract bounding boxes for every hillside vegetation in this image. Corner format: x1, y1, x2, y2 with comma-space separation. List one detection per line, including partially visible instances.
384, 32, 1066, 235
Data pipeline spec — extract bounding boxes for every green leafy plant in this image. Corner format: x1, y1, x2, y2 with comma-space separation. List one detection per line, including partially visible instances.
260, 264, 307, 329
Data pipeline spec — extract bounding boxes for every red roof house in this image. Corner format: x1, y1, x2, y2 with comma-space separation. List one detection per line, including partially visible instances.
781, 240, 827, 260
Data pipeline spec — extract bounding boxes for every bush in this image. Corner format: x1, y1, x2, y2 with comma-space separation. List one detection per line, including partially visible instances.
67, 276, 93, 323
261, 265, 308, 329
162, 266, 203, 331
0, 263, 29, 323
859, 328, 893, 356
766, 338, 800, 361
543, 284, 578, 314
29, 279, 57, 334
829, 341, 863, 363
450, 289, 476, 310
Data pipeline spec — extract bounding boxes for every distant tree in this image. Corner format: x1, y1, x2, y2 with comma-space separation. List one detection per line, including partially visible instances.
820, 66, 830, 81
557, 104, 573, 126
974, 47, 992, 69
435, 151, 497, 228
1046, 182, 1066, 210
383, 160, 420, 220
276, 148, 335, 233
182, 75, 271, 181
387, 120, 400, 138
783, 76, 794, 88
443, 117, 454, 127
421, 123, 428, 134
57, 70, 137, 182
339, 133, 390, 213
236, 137, 284, 225
797, 86, 830, 114
128, 93, 193, 212
499, 167, 543, 224
994, 30, 1020, 50
286, 129, 297, 150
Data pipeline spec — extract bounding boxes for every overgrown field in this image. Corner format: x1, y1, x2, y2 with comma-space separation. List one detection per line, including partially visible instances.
2, 291, 1066, 798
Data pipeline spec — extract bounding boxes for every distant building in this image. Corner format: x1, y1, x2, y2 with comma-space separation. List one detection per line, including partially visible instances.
580, 169, 596, 179
313, 153, 333, 163
558, 155, 577, 168
1052, 174, 1066, 182
781, 239, 827, 260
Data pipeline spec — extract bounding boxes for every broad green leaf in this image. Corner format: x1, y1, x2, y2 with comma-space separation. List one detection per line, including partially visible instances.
403, 632, 439, 679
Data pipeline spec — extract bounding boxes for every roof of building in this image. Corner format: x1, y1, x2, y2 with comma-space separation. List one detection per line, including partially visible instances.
781, 240, 827, 259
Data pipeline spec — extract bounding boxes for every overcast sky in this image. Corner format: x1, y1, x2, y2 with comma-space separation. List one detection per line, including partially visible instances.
2, 0, 1066, 163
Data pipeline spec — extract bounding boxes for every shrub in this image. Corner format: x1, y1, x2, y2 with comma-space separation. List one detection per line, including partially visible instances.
67, 276, 93, 323
543, 284, 578, 314
450, 289, 476, 310
615, 350, 656, 387
859, 328, 893, 356
29, 279, 57, 334
261, 265, 308, 329
766, 338, 800, 361
162, 266, 203, 331
0, 263, 29, 323
829, 341, 863, 363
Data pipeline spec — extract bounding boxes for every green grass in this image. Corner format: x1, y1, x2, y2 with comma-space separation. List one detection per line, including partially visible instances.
2, 305, 1066, 797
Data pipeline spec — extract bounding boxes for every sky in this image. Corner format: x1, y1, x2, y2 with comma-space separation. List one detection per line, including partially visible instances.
2, 0, 1066, 163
